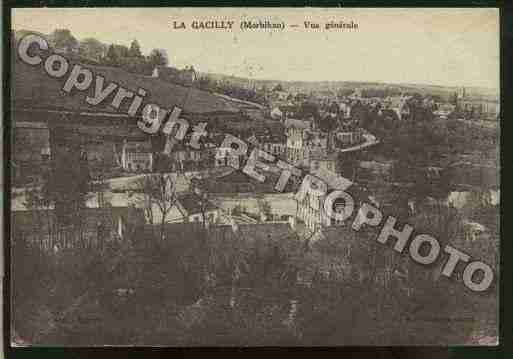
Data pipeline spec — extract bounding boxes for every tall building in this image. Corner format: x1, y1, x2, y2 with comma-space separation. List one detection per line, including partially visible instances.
284, 118, 312, 165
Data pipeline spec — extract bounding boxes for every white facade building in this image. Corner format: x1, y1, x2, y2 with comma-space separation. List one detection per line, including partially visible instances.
121, 140, 153, 172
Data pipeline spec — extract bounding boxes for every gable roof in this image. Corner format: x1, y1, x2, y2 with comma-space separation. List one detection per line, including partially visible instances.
309, 166, 353, 191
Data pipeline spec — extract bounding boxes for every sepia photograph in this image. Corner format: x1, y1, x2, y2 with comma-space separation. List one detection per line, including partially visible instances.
8, 7, 499, 346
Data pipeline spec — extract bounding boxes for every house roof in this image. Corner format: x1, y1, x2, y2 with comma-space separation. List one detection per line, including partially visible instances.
107, 172, 191, 193
310, 166, 353, 191
215, 169, 256, 183
178, 193, 217, 215
12, 54, 240, 115
381, 109, 401, 120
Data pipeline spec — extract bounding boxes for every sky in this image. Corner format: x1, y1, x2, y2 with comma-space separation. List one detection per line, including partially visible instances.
12, 7, 499, 89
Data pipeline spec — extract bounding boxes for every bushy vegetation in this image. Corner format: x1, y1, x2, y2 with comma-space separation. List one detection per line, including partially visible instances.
11, 29, 170, 76
12, 194, 497, 346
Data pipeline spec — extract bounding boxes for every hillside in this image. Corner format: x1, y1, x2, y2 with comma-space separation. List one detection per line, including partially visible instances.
202, 71, 499, 102
12, 55, 241, 115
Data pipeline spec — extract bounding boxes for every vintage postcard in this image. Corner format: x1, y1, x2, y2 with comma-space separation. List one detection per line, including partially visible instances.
9, 7, 499, 346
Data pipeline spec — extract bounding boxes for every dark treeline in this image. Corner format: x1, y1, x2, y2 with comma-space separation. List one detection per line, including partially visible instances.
46, 29, 268, 104
16, 28, 171, 75
12, 206, 496, 346
13, 144, 498, 345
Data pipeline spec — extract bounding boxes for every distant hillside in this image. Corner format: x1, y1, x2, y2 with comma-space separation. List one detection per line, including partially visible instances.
201, 71, 499, 102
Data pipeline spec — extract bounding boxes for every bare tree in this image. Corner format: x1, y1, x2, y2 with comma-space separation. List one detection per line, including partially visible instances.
136, 173, 179, 240
257, 198, 273, 222
190, 178, 214, 230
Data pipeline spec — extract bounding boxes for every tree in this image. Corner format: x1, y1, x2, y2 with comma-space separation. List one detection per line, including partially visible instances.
148, 48, 169, 67
36, 131, 90, 248
128, 39, 143, 58
136, 173, 179, 240
232, 204, 245, 217
405, 94, 434, 122
349, 101, 370, 128
113, 44, 130, 59
328, 102, 339, 114
450, 92, 459, 106
272, 84, 284, 92
43, 140, 90, 228
190, 180, 215, 229
119, 56, 153, 75
105, 44, 119, 66
316, 115, 337, 133
298, 102, 320, 121
78, 38, 106, 61
257, 198, 273, 221
51, 29, 78, 51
